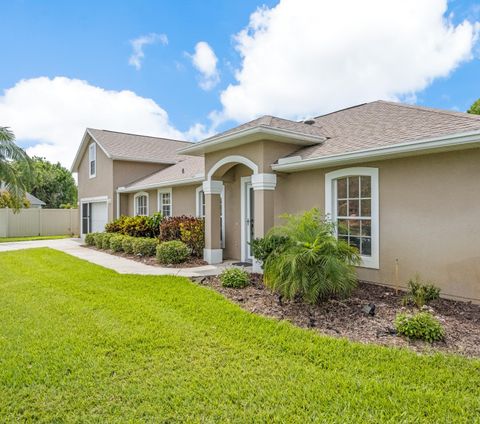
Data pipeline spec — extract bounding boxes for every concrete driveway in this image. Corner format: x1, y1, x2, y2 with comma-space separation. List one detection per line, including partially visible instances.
0, 238, 227, 277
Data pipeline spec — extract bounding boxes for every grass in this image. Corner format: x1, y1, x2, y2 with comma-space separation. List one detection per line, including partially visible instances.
0, 249, 479, 422
0, 235, 71, 243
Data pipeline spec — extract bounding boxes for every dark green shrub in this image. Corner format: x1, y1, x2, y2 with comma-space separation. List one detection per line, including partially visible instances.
179, 217, 205, 257
148, 212, 163, 238
122, 236, 135, 254
85, 232, 98, 246
132, 237, 158, 257
220, 268, 250, 288
156, 240, 190, 264
110, 235, 125, 252
263, 208, 360, 304
395, 312, 445, 343
250, 234, 289, 266
94, 233, 105, 249
402, 275, 441, 308
105, 215, 157, 238
101, 233, 115, 250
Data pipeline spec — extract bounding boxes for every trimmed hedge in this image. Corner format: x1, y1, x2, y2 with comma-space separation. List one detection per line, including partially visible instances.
94, 233, 105, 249
101, 233, 116, 250
85, 232, 98, 246
122, 236, 135, 254
110, 235, 125, 252
156, 240, 190, 264
132, 237, 158, 257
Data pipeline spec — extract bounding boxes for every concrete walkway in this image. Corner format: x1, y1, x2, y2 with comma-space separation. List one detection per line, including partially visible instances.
0, 238, 239, 277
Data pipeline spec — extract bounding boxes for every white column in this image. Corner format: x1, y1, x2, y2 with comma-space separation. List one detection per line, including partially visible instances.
203, 180, 224, 264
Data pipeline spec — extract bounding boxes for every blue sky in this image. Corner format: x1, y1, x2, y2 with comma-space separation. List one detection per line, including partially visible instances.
0, 0, 479, 166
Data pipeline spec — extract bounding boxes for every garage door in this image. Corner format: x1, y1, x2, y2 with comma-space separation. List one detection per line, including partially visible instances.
82, 201, 108, 234
91, 202, 108, 233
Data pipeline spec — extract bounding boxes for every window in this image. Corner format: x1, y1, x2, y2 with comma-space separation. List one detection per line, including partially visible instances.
325, 168, 379, 269
196, 187, 206, 218
134, 192, 149, 216
158, 189, 172, 217
88, 143, 96, 178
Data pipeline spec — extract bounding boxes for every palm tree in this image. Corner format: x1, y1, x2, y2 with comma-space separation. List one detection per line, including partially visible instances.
0, 127, 32, 209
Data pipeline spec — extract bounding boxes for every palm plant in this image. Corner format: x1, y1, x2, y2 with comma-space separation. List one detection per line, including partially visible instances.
0, 127, 32, 209
263, 208, 361, 303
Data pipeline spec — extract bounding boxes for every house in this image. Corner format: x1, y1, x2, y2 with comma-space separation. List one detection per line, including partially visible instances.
72, 101, 480, 303
0, 182, 46, 208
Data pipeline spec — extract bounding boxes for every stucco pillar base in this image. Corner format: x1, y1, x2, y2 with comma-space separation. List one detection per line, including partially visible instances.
204, 248, 223, 264
252, 258, 263, 274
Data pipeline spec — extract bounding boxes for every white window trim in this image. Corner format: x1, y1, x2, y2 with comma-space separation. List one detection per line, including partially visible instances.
134, 191, 149, 216
88, 143, 96, 178
157, 188, 173, 217
325, 167, 379, 269
196, 184, 225, 249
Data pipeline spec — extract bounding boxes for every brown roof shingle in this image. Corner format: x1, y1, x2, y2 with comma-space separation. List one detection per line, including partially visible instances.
287, 100, 480, 160
88, 128, 191, 163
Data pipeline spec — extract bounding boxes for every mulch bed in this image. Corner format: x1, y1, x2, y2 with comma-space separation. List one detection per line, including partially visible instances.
83, 245, 207, 268
192, 274, 480, 358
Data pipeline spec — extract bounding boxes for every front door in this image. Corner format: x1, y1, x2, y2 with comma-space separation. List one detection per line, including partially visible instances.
242, 178, 255, 262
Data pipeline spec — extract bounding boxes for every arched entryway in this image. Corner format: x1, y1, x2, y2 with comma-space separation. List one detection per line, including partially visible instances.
203, 155, 277, 269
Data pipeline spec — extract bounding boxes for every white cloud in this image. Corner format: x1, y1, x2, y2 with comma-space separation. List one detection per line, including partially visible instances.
0, 77, 184, 167
219, 0, 480, 122
189, 41, 220, 90
129, 33, 168, 70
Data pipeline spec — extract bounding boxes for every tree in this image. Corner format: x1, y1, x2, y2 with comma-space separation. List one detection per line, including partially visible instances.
18, 157, 77, 208
0, 127, 32, 209
467, 99, 480, 115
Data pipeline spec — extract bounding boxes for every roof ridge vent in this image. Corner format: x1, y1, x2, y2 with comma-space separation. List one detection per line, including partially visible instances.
303, 119, 315, 125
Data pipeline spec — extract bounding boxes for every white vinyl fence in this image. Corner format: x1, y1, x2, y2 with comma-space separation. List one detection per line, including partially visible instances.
0, 208, 79, 238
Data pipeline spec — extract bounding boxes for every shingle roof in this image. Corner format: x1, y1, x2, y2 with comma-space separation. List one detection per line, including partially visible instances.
122, 156, 204, 191
88, 128, 192, 163
286, 100, 480, 160
25, 192, 46, 206
201, 115, 327, 141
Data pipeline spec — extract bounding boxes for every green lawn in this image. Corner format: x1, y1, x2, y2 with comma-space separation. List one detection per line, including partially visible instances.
0, 249, 479, 422
0, 235, 71, 243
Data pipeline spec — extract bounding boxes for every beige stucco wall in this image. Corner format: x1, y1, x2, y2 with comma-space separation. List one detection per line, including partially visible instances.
77, 140, 114, 221
273, 148, 480, 302
172, 185, 197, 216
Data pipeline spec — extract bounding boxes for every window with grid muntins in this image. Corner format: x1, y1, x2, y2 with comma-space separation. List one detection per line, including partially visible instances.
136, 195, 148, 216
336, 175, 372, 256
161, 192, 171, 217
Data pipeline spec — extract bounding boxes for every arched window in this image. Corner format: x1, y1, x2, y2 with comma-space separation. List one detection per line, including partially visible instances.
325, 168, 379, 269
134, 192, 149, 216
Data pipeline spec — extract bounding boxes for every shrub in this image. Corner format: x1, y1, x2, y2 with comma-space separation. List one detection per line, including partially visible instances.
250, 234, 289, 266
132, 237, 158, 257
94, 232, 105, 249
109, 235, 125, 252
179, 217, 205, 257
85, 232, 97, 246
148, 212, 163, 238
395, 312, 445, 343
101, 233, 115, 250
105, 215, 158, 238
402, 275, 441, 308
122, 236, 135, 254
220, 268, 250, 289
156, 240, 190, 264
263, 208, 360, 304
159, 216, 184, 241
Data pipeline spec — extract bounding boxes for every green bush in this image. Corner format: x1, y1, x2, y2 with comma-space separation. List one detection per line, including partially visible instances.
132, 237, 158, 257
94, 233, 105, 249
101, 233, 115, 250
109, 235, 125, 252
156, 240, 190, 264
105, 214, 162, 238
122, 236, 135, 254
85, 232, 98, 246
395, 312, 445, 343
179, 217, 205, 257
250, 234, 289, 266
263, 208, 360, 304
402, 275, 441, 308
220, 268, 250, 288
